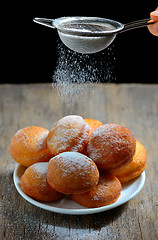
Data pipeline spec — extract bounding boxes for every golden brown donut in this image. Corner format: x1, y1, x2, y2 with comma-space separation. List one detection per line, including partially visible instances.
71, 172, 122, 208
47, 152, 99, 194
113, 140, 147, 183
47, 115, 90, 156
10, 126, 52, 167
21, 162, 63, 202
87, 124, 136, 171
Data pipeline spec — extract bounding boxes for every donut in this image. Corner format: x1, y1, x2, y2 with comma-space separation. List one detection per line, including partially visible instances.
87, 124, 136, 171
71, 172, 122, 208
21, 162, 63, 202
47, 115, 90, 155
84, 119, 103, 136
47, 152, 99, 194
10, 126, 52, 167
113, 140, 147, 183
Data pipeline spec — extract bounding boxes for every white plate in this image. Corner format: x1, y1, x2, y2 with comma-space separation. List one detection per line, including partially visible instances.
13, 164, 146, 215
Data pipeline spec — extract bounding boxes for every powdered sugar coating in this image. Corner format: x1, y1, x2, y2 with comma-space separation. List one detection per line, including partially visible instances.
31, 162, 49, 176
47, 152, 99, 194
87, 124, 136, 171
47, 115, 90, 155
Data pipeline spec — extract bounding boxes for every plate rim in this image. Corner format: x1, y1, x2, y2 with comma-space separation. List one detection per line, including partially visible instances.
13, 164, 146, 215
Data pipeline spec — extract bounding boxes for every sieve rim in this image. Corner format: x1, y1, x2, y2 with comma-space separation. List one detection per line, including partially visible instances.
53, 17, 124, 36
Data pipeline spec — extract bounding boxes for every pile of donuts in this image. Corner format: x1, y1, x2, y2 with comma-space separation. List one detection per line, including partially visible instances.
10, 115, 146, 208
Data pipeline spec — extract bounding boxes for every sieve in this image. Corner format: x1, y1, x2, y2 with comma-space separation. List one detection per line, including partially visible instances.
33, 16, 154, 54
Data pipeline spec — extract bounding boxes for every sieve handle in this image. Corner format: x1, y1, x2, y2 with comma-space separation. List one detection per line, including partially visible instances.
120, 18, 155, 33
33, 17, 55, 29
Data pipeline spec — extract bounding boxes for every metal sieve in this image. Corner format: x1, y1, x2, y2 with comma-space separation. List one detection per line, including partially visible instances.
33, 16, 154, 54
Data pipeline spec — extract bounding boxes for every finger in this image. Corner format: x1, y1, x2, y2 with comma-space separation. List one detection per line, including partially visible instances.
150, 7, 158, 22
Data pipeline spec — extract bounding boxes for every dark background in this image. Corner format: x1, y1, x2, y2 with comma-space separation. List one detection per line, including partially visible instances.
5, 1, 158, 84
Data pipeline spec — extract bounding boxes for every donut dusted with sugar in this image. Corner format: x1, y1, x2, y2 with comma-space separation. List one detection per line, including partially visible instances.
47, 152, 99, 194
21, 162, 63, 202
87, 124, 136, 171
10, 126, 52, 167
47, 115, 90, 155
71, 172, 122, 208
113, 140, 146, 183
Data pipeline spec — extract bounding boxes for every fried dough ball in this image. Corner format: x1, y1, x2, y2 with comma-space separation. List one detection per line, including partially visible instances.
47, 115, 90, 156
21, 162, 63, 202
87, 124, 136, 171
84, 119, 103, 136
71, 173, 122, 208
10, 126, 52, 167
47, 152, 99, 194
113, 140, 147, 183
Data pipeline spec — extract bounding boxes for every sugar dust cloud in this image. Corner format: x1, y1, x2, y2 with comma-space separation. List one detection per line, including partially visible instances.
52, 41, 116, 113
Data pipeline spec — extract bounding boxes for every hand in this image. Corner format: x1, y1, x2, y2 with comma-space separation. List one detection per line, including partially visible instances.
148, 7, 158, 36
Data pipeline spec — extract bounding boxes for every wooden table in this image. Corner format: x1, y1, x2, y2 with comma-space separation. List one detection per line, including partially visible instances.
0, 83, 158, 240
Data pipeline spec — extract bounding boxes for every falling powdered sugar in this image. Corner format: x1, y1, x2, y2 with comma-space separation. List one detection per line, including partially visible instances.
52, 42, 116, 111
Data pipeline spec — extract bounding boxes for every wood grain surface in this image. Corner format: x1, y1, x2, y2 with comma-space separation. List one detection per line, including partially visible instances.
0, 83, 158, 240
